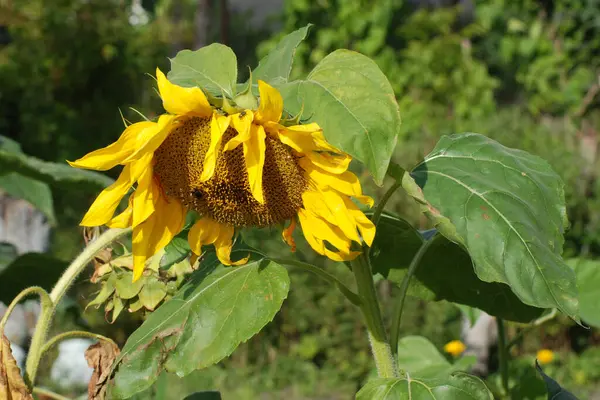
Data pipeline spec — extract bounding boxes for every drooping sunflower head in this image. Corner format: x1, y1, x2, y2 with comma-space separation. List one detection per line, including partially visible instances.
69, 68, 375, 280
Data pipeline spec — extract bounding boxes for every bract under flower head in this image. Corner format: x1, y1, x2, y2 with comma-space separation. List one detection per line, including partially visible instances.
69, 69, 375, 280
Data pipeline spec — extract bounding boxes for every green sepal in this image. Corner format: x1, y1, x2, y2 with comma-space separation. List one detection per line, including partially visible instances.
234, 68, 258, 110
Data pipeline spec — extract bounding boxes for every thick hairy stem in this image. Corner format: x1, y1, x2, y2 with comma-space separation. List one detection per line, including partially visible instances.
351, 254, 398, 378
41, 330, 118, 356
24, 227, 131, 387
0, 286, 51, 333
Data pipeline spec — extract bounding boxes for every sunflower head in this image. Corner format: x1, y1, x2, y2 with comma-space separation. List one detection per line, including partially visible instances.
69, 69, 375, 280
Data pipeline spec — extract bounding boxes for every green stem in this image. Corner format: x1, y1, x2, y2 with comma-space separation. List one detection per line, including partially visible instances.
497, 318, 510, 394
351, 254, 398, 378
32, 387, 73, 400
41, 330, 117, 357
24, 227, 131, 387
390, 235, 436, 355
270, 257, 362, 306
0, 286, 51, 333
370, 181, 402, 229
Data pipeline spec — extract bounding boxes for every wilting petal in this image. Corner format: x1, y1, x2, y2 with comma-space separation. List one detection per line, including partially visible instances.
200, 114, 231, 182
297, 209, 360, 261
277, 123, 339, 154
68, 121, 155, 171
224, 110, 254, 151
122, 114, 176, 164
244, 124, 266, 204
282, 218, 297, 252
299, 158, 374, 207
106, 197, 134, 228
132, 194, 186, 281
256, 80, 283, 123
307, 151, 351, 174
188, 218, 248, 265
156, 68, 212, 117
342, 197, 376, 246
81, 166, 133, 227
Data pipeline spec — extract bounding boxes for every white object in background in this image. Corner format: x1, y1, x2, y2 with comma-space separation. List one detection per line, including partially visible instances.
461, 312, 498, 376
0, 301, 27, 347
50, 338, 95, 390
10, 342, 26, 372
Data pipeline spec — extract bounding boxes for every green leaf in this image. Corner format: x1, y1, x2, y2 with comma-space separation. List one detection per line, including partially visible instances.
402, 133, 577, 319
357, 373, 494, 400
0, 253, 67, 303
0, 242, 18, 272
567, 258, 600, 328
0, 172, 56, 225
535, 361, 579, 399
397, 336, 475, 379
160, 236, 191, 270
0, 135, 113, 191
137, 279, 167, 311
168, 44, 238, 97
109, 254, 290, 399
279, 50, 400, 185
252, 25, 311, 84
371, 214, 543, 322
183, 392, 222, 400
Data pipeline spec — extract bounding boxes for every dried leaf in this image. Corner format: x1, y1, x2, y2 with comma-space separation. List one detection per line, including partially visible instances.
85, 340, 120, 400
0, 333, 33, 400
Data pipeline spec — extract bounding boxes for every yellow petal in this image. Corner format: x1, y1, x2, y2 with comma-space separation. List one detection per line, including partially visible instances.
302, 189, 360, 243
121, 114, 177, 164
106, 196, 134, 228
343, 196, 376, 246
81, 166, 133, 227
223, 110, 254, 151
300, 158, 374, 207
200, 114, 231, 182
244, 124, 266, 204
156, 68, 212, 117
277, 123, 339, 154
297, 209, 359, 261
132, 164, 160, 227
68, 121, 155, 171
132, 194, 186, 281
256, 80, 283, 123
188, 218, 248, 265
307, 151, 351, 174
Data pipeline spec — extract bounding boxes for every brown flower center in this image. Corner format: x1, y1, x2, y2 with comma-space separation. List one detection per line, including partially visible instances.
153, 116, 307, 227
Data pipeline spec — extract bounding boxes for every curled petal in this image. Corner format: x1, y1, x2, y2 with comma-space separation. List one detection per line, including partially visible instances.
122, 114, 177, 164
244, 125, 266, 204
277, 123, 339, 154
307, 152, 351, 174
68, 121, 155, 171
297, 209, 360, 261
132, 194, 186, 281
200, 114, 231, 182
156, 68, 212, 117
106, 196, 134, 228
342, 196, 376, 246
282, 218, 297, 252
188, 218, 248, 266
80, 153, 153, 227
256, 80, 283, 123
224, 110, 254, 151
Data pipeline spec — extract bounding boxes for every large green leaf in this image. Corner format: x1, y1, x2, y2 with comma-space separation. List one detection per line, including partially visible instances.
168, 44, 238, 98
109, 253, 290, 399
567, 258, 600, 328
535, 362, 579, 399
371, 214, 543, 322
357, 373, 493, 400
0, 253, 67, 303
279, 50, 400, 184
0, 135, 113, 191
402, 133, 577, 319
252, 25, 311, 84
397, 336, 475, 379
0, 172, 56, 225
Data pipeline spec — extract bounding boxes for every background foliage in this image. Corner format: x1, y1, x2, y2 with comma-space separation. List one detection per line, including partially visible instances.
2, 0, 600, 398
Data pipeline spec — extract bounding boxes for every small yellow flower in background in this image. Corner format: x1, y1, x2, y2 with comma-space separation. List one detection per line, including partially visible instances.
444, 340, 466, 357
536, 349, 554, 365
69, 69, 375, 281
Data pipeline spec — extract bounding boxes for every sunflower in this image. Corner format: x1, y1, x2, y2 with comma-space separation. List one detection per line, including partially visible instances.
69, 68, 375, 280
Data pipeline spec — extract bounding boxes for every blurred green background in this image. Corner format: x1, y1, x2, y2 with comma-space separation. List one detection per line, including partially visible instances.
2, 0, 600, 398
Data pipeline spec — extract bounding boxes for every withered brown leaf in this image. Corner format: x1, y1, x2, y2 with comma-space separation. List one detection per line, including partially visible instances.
85, 340, 120, 400
0, 333, 33, 400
